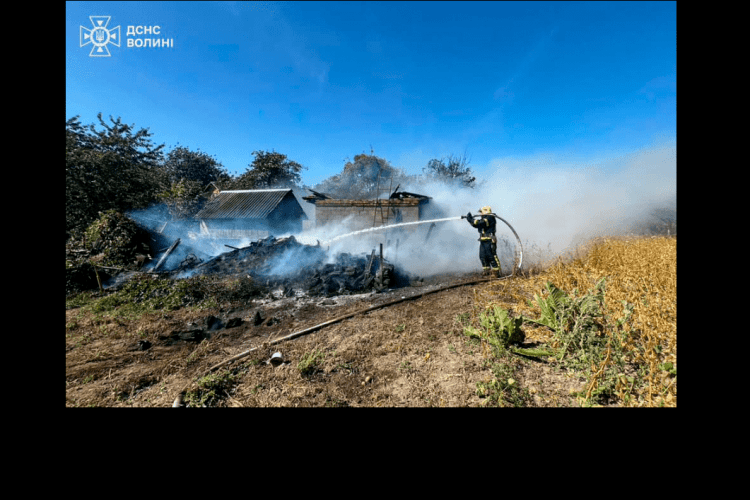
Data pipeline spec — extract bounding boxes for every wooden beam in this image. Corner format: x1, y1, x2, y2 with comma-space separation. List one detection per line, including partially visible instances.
153, 238, 180, 271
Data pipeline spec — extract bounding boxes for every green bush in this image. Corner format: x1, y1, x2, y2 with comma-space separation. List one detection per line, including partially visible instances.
463, 305, 525, 352
522, 278, 636, 404
82, 209, 152, 268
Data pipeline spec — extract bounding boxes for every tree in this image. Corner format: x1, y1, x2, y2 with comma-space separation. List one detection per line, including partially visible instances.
158, 146, 231, 218
162, 146, 230, 187
66, 114, 166, 236
66, 116, 96, 236
422, 153, 476, 188
230, 150, 305, 190
156, 178, 207, 219
314, 153, 414, 199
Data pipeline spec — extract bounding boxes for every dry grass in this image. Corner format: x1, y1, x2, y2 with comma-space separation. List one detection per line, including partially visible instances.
475, 235, 676, 407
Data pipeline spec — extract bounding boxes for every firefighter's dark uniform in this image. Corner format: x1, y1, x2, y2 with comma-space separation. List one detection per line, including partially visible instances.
466, 211, 502, 275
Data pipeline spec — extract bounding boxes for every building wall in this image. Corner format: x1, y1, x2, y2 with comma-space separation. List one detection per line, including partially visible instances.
267, 196, 305, 234
201, 219, 271, 240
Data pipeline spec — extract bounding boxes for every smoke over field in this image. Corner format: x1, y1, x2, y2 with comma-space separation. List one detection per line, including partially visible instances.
124, 141, 675, 280
294, 141, 676, 277
480, 141, 677, 256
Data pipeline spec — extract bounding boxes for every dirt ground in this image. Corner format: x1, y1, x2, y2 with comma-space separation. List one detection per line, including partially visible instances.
66, 272, 591, 407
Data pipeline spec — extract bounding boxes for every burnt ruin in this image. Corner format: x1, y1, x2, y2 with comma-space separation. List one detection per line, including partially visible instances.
83, 229, 409, 299
167, 235, 407, 296
304, 188, 437, 233
68, 186, 442, 299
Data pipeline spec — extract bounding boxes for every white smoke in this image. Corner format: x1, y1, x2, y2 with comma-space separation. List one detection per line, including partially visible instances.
126, 205, 259, 271
296, 140, 676, 276
482, 140, 677, 256
126, 140, 675, 279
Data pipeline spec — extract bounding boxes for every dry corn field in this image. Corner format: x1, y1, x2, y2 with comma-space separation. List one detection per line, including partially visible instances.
475, 235, 677, 407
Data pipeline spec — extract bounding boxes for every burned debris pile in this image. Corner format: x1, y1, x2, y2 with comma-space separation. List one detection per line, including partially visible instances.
67, 211, 410, 300
170, 235, 406, 296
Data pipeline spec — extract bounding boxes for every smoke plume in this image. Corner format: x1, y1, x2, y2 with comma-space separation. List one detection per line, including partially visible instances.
297, 140, 676, 276
126, 140, 675, 280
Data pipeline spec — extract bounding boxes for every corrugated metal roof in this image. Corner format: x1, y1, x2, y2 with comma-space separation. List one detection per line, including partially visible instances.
195, 189, 296, 220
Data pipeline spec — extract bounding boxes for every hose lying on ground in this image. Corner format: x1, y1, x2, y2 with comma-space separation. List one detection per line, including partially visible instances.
172, 274, 512, 407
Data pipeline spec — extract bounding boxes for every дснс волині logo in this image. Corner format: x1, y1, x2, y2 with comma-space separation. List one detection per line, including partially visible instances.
80, 16, 120, 57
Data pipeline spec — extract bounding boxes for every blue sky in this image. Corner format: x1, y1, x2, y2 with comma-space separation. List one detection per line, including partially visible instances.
66, 1, 676, 190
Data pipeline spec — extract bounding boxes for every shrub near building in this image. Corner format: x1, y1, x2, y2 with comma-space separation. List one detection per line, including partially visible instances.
66, 210, 154, 295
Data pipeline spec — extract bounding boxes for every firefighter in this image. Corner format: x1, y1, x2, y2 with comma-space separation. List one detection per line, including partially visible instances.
466, 206, 502, 277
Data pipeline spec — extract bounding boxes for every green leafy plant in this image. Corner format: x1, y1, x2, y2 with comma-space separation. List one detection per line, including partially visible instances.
463, 305, 525, 353
523, 278, 607, 362
184, 369, 239, 407
524, 282, 570, 333
510, 347, 557, 358
82, 274, 216, 318
476, 360, 529, 407
298, 349, 325, 376
659, 362, 676, 376
522, 277, 638, 404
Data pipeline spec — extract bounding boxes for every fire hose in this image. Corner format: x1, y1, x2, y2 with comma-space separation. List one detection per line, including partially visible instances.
461, 213, 524, 273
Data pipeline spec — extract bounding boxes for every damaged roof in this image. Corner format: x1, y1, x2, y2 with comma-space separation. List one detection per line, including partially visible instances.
389, 190, 431, 200
302, 189, 332, 204
303, 187, 432, 204
195, 189, 306, 220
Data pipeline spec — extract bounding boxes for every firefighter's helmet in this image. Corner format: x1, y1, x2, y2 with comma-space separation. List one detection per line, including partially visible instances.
479, 206, 492, 215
